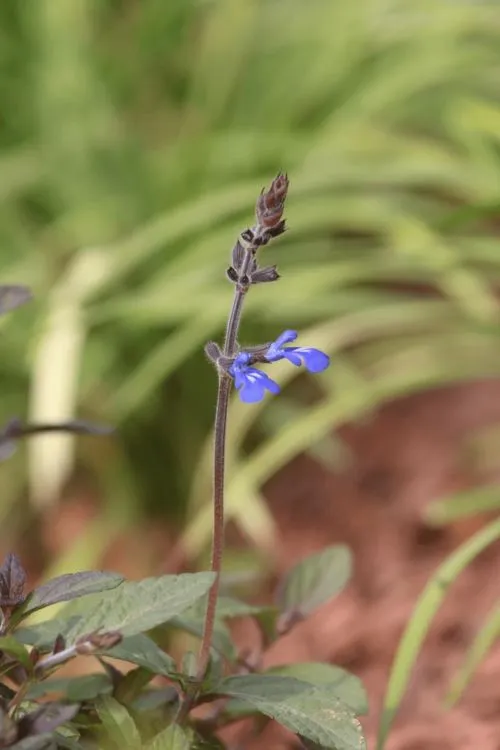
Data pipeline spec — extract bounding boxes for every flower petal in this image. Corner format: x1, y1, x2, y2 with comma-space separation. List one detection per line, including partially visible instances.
295, 347, 330, 373
239, 377, 266, 402
265, 330, 298, 362
282, 350, 303, 367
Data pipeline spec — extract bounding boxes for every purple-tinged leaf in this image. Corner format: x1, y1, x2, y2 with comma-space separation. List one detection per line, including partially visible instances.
0, 553, 27, 607
18, 703, 79, 736
23, 572, 124, 617
0, 285, 32, 316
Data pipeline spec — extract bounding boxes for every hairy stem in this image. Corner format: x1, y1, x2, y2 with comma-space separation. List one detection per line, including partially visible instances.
195, 249, 254, 683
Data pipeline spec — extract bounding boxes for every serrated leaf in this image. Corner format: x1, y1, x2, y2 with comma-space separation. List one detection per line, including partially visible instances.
277, 546, 352, 618
267, 664, 368, 715
103, 633, 175, 676
146, 724, 193, 750
96, 696, 141, 750
24, 572, 124, 616
26, 674, 112, 701
213, 674, 366, 750
64, 573, 215, 642
0, 636, 33, 671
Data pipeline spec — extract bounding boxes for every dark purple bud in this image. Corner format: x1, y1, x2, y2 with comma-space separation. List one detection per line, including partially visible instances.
226, 266, 238, 283
76, 630, 122, 654
266, 219, 286, 238
53, 634, 66, 654
0, 554, 27, 608
231, 240, 245, 271
251, 266, 280, 284
240, 229, 254, 244
255, 173, 289, 229
204, 341, 222, 363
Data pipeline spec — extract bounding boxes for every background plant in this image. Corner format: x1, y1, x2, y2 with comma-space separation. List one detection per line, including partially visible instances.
1, 0, 500, 577
0, 179, 369, 749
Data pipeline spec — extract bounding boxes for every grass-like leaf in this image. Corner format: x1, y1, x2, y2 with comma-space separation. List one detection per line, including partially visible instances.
445, 603, 500, 707
377, 516, 500, 750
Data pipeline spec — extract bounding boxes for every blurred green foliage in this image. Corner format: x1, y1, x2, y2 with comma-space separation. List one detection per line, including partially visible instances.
1, 0, 500, 566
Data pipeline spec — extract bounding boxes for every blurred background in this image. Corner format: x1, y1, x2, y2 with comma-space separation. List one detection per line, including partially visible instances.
2, 0, 500, 746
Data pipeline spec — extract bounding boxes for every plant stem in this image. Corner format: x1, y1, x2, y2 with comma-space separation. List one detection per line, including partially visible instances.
195, 248, 254, 683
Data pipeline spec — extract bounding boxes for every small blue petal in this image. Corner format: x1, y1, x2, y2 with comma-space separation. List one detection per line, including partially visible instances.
265, 330, 298, 362
275, 329, 298, 347
234, 352, 251, 367
229, 361, 280, 403
282, 350, 303, 367
295, 347, 330, 373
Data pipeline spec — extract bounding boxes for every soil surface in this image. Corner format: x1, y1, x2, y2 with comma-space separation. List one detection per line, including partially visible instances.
250, 381, 500, 750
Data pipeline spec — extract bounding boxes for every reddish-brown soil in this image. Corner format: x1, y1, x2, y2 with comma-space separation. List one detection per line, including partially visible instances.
19, 380, 500, 749
248, 381, 500, 750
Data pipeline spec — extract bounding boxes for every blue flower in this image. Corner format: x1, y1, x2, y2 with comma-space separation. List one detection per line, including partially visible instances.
229, 353, 281, 403
265, 330, 330, 373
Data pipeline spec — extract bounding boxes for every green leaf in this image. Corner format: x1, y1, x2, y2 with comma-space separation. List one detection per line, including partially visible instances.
168, 600, 236, 660
23, 572, 124, 616
26, 674, 113, 701
377, 516, 500, 750
446, 603, 500, 707
0, 636, 33, 671
62, 573, 215, 642
15, 617, 81, 649
146, 725, 194, 750
114, 666, 155, 703
215, 596, 276, 620
213, 674, 366, 750
8, 736, 54, 750
103, 633, 175, 677
267, 663, 368, 715
96, 696, 141, 750
277, 546, 352, 618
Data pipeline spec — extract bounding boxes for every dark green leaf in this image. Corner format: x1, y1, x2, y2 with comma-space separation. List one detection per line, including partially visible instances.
103, 633, 175, 676
168, 605, 235, 660
26, 674, 112, 702
8, 736, 54, 750
114, 667, 154, 703
24, 572, 124, 616
0, 636, 33, 671
15, 618, 82, 650
214, 674, 366, 750
63, 573, 215, 642
131, 687, 179, 713
267, 663, 368, 715
96, 696, 141, 750
215, 596, 276, 620
277, 546, 352, 618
